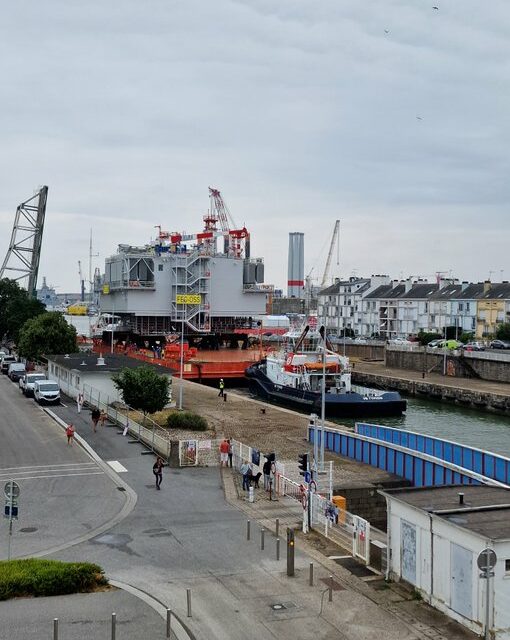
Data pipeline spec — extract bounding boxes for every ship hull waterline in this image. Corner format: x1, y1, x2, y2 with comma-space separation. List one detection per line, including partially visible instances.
245, 363, 406, 419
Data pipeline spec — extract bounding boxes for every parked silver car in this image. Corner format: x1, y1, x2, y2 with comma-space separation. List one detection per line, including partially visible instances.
20, 372, 47, 396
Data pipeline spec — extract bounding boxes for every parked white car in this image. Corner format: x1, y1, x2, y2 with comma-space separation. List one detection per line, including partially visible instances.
20, 372, 47, 396
33, 380, 60, 405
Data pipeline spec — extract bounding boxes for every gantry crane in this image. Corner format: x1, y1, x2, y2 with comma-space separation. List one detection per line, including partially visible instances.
320, 219, 340, 288
208, 187, 249, 258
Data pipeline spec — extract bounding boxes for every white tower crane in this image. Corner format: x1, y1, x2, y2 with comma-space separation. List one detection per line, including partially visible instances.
320, 220, 340, 288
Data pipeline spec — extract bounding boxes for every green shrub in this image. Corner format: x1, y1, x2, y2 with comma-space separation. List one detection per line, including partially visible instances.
166, 411, 208, 431
0, 558, 107, 601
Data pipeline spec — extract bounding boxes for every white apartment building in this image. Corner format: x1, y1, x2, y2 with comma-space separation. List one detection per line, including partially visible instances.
318, 276, 390, 336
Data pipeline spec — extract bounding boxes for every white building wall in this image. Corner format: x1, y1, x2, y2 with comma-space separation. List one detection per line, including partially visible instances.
209, 257, 266, 316
387, 498, 510, 639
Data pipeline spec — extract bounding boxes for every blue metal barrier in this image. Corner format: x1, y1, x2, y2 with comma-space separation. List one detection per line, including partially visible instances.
355, 423, 510, 486
309, 425, 509, 488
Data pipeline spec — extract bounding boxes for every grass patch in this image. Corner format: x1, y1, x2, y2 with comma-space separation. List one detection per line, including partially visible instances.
0, 558, 107, 601
167, 411, 208, 431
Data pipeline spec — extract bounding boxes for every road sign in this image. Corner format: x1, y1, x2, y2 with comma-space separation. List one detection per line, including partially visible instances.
304, 471, 311, 483
4, 504, 18, 519
176, 294, 201, 305
4, 481, 20, 500
477, 548, 497, 572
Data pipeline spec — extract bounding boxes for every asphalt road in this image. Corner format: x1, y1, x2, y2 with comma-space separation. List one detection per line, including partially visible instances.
0, 374, 126, 559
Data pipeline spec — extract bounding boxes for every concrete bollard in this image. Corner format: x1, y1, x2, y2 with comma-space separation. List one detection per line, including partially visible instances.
309, 563, 314, 586
166, 608, 171, 638
186, 588, 192, 617
111, 612, 116, 640
53, 618, 58, 640
260, 528, 265, 551
247, 520, 251, 540
248, 486, 254, 503
275, 518, 280, 538
276, 538, 280, 561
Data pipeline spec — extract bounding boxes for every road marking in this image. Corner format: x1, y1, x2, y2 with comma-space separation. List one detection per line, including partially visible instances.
0, 462, 97, 472
107, 460, 128, 473
3, 471, 105, 481
60, 402, 67, 407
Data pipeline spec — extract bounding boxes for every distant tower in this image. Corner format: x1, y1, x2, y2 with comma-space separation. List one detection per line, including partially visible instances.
287, 232, 304, 297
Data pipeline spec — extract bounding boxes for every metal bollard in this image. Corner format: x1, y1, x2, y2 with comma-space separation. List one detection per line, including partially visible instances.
276, 538, 280, 561
247, 520, 251, 541
186, 588, 192, 617
53, 618, 58, 640
287, 527, 295, 577
309, 562, 314, 586
166, 608, 171, 638
275, 518, 280, 538
111, 612, 116, 640
260, 528, 265, 551
328, 575, 333, 602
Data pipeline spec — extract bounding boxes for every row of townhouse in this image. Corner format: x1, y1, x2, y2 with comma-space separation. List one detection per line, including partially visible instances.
318, 277, 510, 339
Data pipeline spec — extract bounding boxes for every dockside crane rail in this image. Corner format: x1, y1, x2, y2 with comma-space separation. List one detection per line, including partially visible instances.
320, 219, 340, 288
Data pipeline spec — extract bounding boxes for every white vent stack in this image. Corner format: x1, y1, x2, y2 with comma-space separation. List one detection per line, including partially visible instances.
96, 356, 106, 366
287, 232, 304, 297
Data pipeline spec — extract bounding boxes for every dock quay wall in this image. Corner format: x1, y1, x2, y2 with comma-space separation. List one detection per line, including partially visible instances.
385, 346, 510, 383
351, 369, 510, 413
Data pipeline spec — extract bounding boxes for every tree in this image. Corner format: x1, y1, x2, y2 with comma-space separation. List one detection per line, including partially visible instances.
496, 323, 510, 341
112, 366, 170, 419
17, 312, 77, 360
0, 278, 45, 343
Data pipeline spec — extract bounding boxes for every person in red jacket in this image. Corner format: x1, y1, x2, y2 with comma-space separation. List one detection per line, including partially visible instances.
219, 438, 229, 467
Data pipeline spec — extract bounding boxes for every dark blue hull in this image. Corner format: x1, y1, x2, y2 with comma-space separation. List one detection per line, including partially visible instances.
245, 363, 406, 418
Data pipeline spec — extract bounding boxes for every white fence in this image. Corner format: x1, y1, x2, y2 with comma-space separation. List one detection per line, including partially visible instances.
82, 383, 172, 459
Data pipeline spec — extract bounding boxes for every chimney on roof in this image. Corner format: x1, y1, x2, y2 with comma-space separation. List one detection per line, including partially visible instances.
391, 279, 399, 289
97, 356, 106, 366
484, 280, 492, 294
461, 281, 468, 292
405, 278, 412, 293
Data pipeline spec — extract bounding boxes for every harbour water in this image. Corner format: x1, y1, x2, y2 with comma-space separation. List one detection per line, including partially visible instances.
335, 396, 510, 458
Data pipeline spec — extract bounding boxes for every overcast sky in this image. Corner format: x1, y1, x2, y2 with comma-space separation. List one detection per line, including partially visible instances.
1, 1, 509, 293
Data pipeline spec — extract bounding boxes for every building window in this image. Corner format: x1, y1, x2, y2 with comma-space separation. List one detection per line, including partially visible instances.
506, 559, 510, 573
466, 303, 470, 312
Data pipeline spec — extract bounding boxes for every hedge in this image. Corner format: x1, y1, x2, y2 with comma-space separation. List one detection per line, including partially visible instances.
166, 411, 208, 431
0, 558, 107, 601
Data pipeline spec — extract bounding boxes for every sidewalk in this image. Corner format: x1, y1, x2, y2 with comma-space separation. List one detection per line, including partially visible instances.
0, 588, 166, 640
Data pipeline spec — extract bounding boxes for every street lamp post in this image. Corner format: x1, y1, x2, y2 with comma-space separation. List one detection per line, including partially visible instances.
178, 302, 186, 411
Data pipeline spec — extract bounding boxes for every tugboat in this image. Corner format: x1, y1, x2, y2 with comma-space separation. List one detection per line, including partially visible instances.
245, 325, 406, 418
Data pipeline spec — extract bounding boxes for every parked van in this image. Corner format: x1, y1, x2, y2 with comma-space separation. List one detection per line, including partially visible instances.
33, 380, 60, 405
8, 362, 26, 382
1, 355, 17, 374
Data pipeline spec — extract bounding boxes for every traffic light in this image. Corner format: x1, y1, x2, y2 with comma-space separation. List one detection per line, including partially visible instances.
298, 453, 308, 476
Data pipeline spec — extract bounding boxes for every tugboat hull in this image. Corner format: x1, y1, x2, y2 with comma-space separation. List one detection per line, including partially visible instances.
246, 363, 406, 418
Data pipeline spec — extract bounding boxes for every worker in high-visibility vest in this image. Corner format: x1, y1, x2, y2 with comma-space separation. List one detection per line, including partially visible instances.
218, 378, 225, 397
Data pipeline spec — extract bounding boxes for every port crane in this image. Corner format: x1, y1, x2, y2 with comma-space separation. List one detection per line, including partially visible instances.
320, 219, 340, 288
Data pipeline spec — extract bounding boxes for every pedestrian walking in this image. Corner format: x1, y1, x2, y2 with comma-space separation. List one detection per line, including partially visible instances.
240, 460, 251, 492
76, 392, 84, 413
100, 410, 108, 427
219, 438, 229, 467
218, 378, 225, 397
263, 457, 271, 491
227, 439, 233, 468
66, 423, 75, 446
91, 407, 100, 433
153, 456, 164, 490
